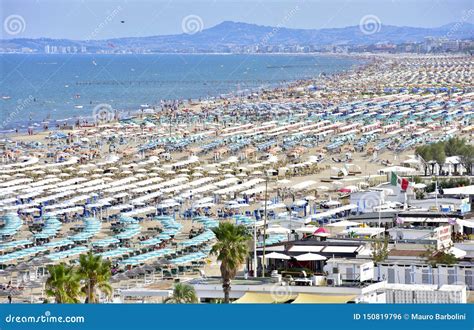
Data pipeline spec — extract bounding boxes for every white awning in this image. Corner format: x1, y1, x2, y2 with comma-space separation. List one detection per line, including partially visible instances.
456, 219, 474, 228
288, 245, 324, 253
322, 246, 359, 253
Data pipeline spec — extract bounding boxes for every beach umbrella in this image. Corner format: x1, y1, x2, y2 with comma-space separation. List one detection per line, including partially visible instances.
15, 263, 31, 272
29, 258, 46, 267
314, 227, 330, 237
294, 253, 326, 261
250, 171, 263, 176
114, 273, 130, 281
266, 226, 291, 234
413, 183, 427, 189
295, 225, 319, 234
0, 270, 11, 277
142, 265, 155, 272
261, 252, 290, 260
125, 269, 139, 278
153, 259, 171, 267
314, 227, 329, 234
338, 188, 351, 193
32, 170, 46, 176
135, 267, 146, 275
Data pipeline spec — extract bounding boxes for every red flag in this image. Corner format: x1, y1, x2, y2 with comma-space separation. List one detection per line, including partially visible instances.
397, 177, 409, 191
401, 178, 409, 191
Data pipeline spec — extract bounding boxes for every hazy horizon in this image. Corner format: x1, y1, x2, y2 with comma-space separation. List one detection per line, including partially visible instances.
1, 0, 473, 40
2, 19, 474, 41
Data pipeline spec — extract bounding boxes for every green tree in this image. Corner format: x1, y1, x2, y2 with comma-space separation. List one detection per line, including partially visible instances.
423, 245, 458, 267
45, 263, 83, 303
431, 142, 446, 173
415, 145, 433, 175
444, 137, 467, 157
77, 252, 113, 304
416, 138, 474, 175
164, 283, 199, 304
211, 222, 250, 303
459, 144, 474, 175
370, 237, 389, 264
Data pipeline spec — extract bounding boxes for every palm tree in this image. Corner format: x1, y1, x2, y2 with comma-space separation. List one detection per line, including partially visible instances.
211, 222, 250, 303
164, 283, 199, 304
45, 263, 82, 303
77, 252, 112, 303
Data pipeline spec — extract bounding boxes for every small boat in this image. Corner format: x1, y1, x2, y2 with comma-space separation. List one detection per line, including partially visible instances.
2, 96, 11, 100
74, 105, 84, 109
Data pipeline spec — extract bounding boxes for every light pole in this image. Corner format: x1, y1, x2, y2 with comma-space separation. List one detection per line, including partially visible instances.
262, 175, 268, 278
253, 217, 257, 278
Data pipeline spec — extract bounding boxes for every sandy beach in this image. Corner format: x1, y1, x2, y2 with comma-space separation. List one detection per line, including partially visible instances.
0, 53, 472, 303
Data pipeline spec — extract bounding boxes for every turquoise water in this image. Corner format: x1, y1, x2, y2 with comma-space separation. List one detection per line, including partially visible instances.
0, 54, 360, 130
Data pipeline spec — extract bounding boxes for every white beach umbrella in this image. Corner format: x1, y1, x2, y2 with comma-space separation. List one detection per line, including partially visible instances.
294, 253, 326, 261
261, 252, 290, 260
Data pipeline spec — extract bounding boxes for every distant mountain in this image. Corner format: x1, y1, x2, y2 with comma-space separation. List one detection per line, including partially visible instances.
2, 21, 473, 53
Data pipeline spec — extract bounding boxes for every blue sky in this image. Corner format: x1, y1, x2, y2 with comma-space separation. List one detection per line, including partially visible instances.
1, 0, 473, 39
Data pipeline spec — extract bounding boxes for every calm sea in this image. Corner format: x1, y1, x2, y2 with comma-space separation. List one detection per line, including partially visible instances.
0, 53, 360, 131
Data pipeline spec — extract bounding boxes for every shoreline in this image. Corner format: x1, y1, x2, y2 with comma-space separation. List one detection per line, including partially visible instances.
1, 54, 370, 135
